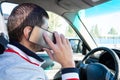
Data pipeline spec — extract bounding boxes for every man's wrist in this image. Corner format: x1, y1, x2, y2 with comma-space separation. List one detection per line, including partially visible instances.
61, 61, 75, 68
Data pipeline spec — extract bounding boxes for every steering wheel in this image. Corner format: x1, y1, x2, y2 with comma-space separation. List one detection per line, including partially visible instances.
54, 47, 120, 80
77, 47, 120, 80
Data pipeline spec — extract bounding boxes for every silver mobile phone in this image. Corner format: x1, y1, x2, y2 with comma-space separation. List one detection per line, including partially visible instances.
28, 26, 56, 49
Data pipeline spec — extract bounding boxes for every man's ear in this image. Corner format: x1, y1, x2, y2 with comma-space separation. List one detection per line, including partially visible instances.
23, 26, 32, 39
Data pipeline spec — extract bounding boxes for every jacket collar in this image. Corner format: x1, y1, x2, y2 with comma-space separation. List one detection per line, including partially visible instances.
9, 41, 44, 62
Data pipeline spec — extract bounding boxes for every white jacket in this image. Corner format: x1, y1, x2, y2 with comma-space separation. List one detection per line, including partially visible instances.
0, 42, 79, 80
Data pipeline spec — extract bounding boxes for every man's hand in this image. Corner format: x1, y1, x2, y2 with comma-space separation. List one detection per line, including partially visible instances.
43, 32, 75, 68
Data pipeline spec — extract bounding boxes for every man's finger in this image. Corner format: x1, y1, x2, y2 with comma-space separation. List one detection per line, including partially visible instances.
54, 32, 62, 45
60, 34, 67, 44
43, 32, 55, 49
43, 48, 54, 60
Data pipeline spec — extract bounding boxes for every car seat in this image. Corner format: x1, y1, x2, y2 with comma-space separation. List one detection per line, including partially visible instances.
0, 12, 9, 54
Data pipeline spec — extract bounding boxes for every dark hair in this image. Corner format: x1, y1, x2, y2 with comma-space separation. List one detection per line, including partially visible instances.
7, 3, 49, 42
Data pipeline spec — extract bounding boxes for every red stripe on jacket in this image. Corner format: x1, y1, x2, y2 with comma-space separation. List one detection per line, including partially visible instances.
5, 48, 39, 66
67, 78, 79, 80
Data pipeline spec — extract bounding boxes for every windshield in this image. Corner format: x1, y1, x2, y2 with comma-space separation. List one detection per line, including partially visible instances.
78, 0, 120, 49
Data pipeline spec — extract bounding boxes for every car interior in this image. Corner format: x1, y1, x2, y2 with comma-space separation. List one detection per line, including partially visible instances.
0, 0, 120, 80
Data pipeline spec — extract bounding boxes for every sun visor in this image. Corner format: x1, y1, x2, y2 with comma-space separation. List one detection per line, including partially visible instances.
57, 0, 109, 11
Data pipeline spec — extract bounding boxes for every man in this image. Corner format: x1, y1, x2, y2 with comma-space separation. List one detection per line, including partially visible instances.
0, 3, 79, 80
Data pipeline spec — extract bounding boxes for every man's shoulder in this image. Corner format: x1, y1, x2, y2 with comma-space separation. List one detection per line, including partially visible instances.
0, 51, 27, 67
0, 51, 38, 67
0, 51, 46, 80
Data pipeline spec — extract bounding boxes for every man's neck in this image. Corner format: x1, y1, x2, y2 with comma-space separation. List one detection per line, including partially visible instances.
20, 39, 36, 53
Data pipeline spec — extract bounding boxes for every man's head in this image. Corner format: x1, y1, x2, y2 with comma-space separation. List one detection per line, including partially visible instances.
7, 3, 49, 42
7, 3, 49, 51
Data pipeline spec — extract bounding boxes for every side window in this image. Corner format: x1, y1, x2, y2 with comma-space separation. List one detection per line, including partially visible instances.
47, 12, 82, 53
48, 12, 78, 38
1, 2, 18, 23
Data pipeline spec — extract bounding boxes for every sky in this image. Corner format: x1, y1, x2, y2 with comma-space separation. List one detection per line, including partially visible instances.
79, 0, 120, 36
85, 0, 120, 17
